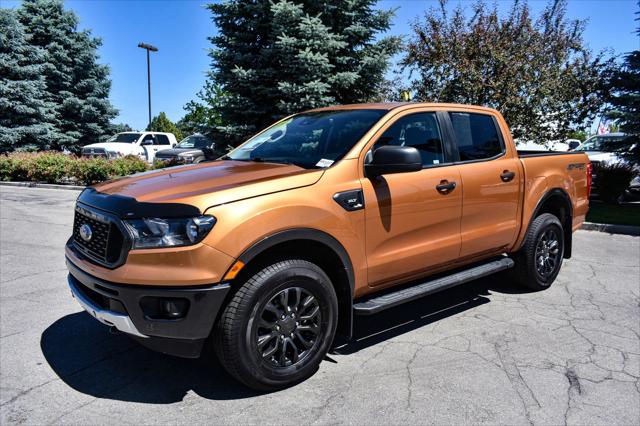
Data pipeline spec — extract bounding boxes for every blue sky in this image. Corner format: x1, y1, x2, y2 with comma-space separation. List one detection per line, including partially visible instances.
3, 0, 639, 131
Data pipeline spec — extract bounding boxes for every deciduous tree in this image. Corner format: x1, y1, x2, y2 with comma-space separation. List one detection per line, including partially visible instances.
402, 0, 615, 143
147, 112, 183, 141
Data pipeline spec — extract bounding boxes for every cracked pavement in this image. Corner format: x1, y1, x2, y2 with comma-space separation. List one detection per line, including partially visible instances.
1, 186, 639, 425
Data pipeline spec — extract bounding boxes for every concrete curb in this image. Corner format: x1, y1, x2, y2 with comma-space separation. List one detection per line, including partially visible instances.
0, 181, 85, 191
581, 222, 640, 237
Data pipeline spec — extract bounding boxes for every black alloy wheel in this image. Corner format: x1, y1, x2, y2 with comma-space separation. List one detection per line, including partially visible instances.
214, 259, 337, 391
256, 287, 322, 368
508, 213, 564, 291
534, 228, 561, 279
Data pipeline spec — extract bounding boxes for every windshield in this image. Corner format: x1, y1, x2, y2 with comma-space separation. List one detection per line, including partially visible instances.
106, 133, 142, 143
576, 135, 630, 153
226, 109, 387, 169
177, 135, 212, 149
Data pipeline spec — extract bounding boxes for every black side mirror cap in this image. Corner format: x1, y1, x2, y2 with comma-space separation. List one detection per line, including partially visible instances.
365, 145, 422, 178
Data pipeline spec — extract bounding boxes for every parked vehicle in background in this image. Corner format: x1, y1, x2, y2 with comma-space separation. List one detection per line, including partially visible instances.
81, 132, 178, 163
155, 134, 220, 165
66, 103, 590, 391
573, 133, 634, 165
566, 139, 581, 150
573, 133, 638, 200
516, 140, 570, 152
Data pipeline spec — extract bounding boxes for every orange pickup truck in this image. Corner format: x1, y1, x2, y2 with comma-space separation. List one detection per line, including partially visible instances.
65, 103, 591, 390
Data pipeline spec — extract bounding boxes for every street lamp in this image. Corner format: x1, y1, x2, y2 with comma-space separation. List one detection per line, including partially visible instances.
137, 42, 158, 129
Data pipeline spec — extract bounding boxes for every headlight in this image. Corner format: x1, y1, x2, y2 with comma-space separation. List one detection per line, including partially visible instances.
106, 150, 120, 159
124, 216, 216, 249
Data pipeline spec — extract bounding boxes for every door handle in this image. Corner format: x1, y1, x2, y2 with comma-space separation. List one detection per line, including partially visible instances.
500, 170, 516, 182
436, 180, 456, 194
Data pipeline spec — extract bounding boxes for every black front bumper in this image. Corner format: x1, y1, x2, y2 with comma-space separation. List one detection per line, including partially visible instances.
66, 258, 230, 358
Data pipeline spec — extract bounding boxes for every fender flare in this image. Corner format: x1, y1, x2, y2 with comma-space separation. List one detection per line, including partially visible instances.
236, 228, 355, 294
235, 228, 355, 339
524, 188, 573, 259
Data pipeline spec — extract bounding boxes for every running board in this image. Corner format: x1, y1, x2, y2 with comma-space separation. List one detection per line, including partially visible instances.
353, 258, 514, 315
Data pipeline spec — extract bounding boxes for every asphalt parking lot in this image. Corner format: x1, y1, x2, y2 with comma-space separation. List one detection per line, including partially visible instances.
1, 185, 639, 425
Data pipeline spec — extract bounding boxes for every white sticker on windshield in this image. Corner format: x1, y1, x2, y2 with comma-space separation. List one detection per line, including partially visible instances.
433, 159, 440, 164
316, 158, 334, 168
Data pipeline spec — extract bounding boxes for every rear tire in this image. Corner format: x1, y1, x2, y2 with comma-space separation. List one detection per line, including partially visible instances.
214, 259, 338, 391
510, 213, 564, 291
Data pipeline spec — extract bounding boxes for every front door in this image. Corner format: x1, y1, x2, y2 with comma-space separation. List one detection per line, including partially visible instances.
361, 110, 463, 287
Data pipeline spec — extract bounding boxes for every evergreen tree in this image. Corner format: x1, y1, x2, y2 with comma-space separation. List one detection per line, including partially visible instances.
606, 11, 639, 135
0, 9, 54, 151
206, 0, 401, 145
17, 0, 117, 151
147, 112, 184, 141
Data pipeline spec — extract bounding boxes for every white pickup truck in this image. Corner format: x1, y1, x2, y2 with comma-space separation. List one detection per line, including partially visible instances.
81, 132, 178, 163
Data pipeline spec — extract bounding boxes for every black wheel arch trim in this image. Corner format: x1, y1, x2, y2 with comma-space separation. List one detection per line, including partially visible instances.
234, 228, 355, 340
522, 188, 573, 259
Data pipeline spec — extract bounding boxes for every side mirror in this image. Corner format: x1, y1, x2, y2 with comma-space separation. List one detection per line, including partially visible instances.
568, 141, 580, 151
365, 145, 422, 178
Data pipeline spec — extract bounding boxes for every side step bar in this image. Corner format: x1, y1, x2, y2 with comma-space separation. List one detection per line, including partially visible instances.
353, 258, 514, 315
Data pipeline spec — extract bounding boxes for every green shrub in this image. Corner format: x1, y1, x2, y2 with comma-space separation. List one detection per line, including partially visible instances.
0, 151, 158, 185
594, 162, 638, 204
1, 152, 35, 181
110, 155, 148, 177
68, 157, 112, 185
27, 152, 72, 183
0, 155, 13, 181
152, 158, 180, 169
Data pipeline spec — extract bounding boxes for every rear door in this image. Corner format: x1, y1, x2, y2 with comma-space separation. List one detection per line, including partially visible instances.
361, 110, 462, 287
446, 111, 523, 258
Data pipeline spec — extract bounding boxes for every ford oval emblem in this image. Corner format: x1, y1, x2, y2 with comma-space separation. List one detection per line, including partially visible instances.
79, 224, 93, 242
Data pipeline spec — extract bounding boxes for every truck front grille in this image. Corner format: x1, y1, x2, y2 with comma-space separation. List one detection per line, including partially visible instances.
72, 206, 127, 268
82, 147, 108, 158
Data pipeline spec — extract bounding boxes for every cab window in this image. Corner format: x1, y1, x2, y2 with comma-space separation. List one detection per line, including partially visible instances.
449, 112, 503, 161
155, 135, 170, 145
374, 112, 445, 167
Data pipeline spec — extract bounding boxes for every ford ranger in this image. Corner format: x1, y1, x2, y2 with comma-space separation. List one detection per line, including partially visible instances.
65, 103, 591, 390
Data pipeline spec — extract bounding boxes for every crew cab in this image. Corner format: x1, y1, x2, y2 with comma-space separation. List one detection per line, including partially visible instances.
65, 103, 590, 391
81, 132, 178, 163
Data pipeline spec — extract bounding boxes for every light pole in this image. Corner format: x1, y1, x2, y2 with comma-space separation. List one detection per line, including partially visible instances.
137, 42, 158, 129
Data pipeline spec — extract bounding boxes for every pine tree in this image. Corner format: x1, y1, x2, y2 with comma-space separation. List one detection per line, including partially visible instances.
0, 9, 54, 151
606, 12, 639, 135
147, 112, 184, 141
206, 0, 401, 145
17, 0, 117, 152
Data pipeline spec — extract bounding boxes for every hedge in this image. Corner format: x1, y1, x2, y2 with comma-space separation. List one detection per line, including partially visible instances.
0, 152, 156, 185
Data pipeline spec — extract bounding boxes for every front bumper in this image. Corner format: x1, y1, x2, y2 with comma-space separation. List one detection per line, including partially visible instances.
67, 258, 230, 357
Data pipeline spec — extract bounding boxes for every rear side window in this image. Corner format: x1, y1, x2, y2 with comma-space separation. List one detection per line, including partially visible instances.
449, 113, 503, 161
374, 112, 445, 167
155, 135, 170, 145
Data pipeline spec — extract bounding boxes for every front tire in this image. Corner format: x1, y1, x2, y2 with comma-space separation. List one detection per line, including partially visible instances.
214, 259, 338, 391
510, 213, 564, 291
